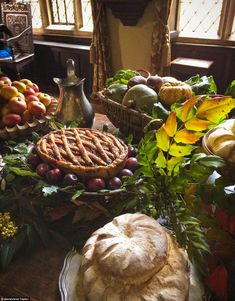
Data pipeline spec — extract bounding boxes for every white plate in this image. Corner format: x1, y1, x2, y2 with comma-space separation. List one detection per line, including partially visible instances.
59, 249, 206, 301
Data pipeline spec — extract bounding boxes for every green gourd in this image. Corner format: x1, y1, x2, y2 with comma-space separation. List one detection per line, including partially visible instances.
122, 84, 158, 115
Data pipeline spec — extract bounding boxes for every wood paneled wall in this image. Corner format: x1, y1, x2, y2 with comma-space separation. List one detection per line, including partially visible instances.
171, 42, 235, 94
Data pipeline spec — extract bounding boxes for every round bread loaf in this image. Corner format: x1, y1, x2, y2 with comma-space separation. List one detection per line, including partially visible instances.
77, 213, 190, 301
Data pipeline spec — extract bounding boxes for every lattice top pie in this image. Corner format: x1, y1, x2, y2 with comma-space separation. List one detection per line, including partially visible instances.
35, 128, 128, 179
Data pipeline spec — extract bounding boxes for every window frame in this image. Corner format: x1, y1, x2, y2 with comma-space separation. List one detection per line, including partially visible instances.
169, 0, 235, 47
32, 0, 92, 38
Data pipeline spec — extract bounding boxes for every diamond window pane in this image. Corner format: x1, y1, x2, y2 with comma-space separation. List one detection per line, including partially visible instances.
51, 0, 75, 25
17, 0, 42, 29
229, 15, 235, 41
81, 0, 93, 30
178, 0, 223, 39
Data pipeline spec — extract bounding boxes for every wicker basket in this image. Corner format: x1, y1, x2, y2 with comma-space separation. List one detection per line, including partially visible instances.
97, 90, 162, 142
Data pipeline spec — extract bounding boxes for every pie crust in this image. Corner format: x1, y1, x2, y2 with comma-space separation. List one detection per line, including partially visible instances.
35, 128, 128, 179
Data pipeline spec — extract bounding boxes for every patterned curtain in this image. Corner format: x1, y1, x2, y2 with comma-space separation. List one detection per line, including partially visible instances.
90, 0, 112, 94
150, 0, 173, 76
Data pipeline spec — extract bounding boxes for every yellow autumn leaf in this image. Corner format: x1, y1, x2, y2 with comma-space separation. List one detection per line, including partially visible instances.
163, 111, 177, 137
156, 127, 170, 152
196, 96, 235, 123
155, 150, 167, 168
167, 157, 184, 176
185, 117, 214, 131
169, 143, 196, 157
181, 96, 202, 122
174, 129, 205, 144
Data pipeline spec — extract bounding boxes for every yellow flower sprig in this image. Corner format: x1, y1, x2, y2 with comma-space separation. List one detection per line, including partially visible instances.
0, 212, 18, 239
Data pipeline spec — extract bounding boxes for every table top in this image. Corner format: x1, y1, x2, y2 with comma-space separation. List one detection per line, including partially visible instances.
0, 113, 115, 301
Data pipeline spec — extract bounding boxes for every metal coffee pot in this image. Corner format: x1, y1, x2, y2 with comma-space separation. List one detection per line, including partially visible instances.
53, 59, 95, 127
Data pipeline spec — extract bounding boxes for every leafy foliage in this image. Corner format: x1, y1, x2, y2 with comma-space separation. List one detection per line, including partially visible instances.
123, 95, 235, 272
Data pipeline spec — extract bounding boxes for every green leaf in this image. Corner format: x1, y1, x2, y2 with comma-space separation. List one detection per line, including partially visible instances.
8, 167, 38, 177
169, 143, 196, 157
71, 189, 85, 203
167, 157, 184, 176
0, 230, 26, 270
155, 150, 167, 168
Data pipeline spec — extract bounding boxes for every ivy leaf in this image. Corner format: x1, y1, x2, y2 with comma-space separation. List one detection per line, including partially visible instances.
155, 150, 167, 168
185, 117, 214, 131
196, 96, 235, 123
174, 129, 204, 144
169, 143, 196, 157
156, 127, 170, 152
163, 111, 177, 137
0, 229, 26, 270
42, 185, 59, 196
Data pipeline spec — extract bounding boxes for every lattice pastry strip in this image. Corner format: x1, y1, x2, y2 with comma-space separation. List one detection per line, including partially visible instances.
36, 128, 128, 179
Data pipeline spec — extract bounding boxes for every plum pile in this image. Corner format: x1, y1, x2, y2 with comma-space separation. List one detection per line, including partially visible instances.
27, 144, 139, 192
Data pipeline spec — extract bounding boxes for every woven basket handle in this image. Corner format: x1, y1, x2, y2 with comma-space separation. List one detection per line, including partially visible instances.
136, 69, 151, 79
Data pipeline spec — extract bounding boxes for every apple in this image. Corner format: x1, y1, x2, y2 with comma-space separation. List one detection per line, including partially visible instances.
107, 177, 122, 190
12, 81, 27, 93
63, 173, 79, 186
1, 86, 18, 100
24, 86, 36, 97
8, 96, 27, 114
28, 101, 46, 116
20, 78, 33, 86
29, 82, 39, 93
46, 168, 63, 184
2, 113, 21, 126
86, 177, 106, 192
17, 92, 25, 100
0, 76, 12, 86
36, 163, 51, 177
22, 109, 34, 123
27, 154, 42, 169
0, 80, 9, 89
37, 93, 52, 107
124, 157, 139, 172
26, 94, 40, 103
1, 104, 10, 115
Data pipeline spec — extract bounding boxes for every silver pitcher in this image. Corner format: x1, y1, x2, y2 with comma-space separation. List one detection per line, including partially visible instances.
53, 59, 95, 127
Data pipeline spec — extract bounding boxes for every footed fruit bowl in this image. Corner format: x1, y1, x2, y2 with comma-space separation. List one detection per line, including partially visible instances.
0, 76, 58, 140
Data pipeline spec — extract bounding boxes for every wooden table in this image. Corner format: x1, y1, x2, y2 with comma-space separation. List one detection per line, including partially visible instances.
0, 113, 115, 301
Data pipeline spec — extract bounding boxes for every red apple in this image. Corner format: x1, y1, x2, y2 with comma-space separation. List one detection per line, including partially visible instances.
22, 109, 34, 123
28, 101, 46, 116
24, 86, 36, 97
0, 76, 12, 86
2, 113, 21, 126
17, 92, 25, 100
0, 80, 9, 89
26, 94, 40, 104
1, 86, 18, 100
37, 92, 52, 106
29, 82, 39, 93
8, 96, 27, 114
12, 81, 27, 93
20, 78, 33, 86
1, 104, 10, 115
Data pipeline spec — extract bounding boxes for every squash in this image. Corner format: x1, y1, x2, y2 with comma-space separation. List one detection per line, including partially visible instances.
104, 83, 128, 103
122, 84, 158, 115
159, 81, 193, 106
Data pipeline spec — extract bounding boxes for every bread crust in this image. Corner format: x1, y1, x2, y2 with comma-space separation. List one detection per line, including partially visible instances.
78, 213, 190, 301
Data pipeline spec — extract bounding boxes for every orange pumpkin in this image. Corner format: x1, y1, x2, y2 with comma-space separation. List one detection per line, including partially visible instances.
159, 81, 193, 106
